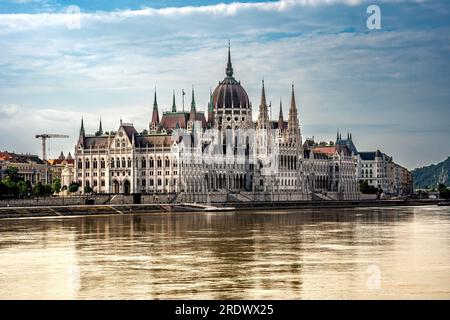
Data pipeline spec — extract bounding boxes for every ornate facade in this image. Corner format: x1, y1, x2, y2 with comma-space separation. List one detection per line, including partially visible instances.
74, 45, 360, 201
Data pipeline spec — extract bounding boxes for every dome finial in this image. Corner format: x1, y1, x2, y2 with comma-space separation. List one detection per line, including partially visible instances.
226, 40, 233, 78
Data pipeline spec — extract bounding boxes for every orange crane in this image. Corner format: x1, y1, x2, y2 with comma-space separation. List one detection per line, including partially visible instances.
35, 134, 69, 184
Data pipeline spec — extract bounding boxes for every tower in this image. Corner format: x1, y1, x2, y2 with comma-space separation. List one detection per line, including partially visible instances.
172, 89, 177, 113
287, 84, 302, 147
278, 98, 285, 132
150, 88, 159, 132
78, 117, 85, 147
256, 80, 270, 130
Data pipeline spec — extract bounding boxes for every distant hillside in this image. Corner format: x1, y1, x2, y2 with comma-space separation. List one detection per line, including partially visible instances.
412, 157, 450, 189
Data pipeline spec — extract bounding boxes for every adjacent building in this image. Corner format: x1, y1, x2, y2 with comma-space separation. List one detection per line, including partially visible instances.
0, 151, 46, 185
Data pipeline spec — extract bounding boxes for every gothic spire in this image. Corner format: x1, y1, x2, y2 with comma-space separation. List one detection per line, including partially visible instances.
79, 117, 85, 136
287, 83, 302, 147
95, 118, 103, 136
151, 88, 160, 124
78, 117, 85, 146
208, 88, 215, 126
257, 79, 270, 130
172, 90, 176, 112
260, 79, 267, 107
278, 98, 284, 130
189, 86, 196, 122
226, 40, 234, 78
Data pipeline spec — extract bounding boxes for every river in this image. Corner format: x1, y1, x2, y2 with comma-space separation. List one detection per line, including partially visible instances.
0, 205, 449, 299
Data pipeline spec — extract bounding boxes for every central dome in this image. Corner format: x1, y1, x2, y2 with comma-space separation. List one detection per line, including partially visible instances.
212, 44, 250, 111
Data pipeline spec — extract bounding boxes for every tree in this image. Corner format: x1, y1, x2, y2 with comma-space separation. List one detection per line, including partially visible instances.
52, 179, 61, 194
33, 182, 45, 197
438, 184, 450, 199
359, 180, 379, 194
17, 180, 30, 197
2, 176, 19, 196
0, 181, 9, 196
84, 186, 93, 194
44, 184, 52, 196
5, 166, 22, 183
68, 182, 79, 193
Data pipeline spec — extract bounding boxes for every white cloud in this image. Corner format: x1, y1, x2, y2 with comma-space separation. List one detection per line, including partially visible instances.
0, 104, 20, 117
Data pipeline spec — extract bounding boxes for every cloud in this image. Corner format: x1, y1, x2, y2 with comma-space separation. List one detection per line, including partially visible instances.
1, 0, 429, 31
0, 104, 20, 117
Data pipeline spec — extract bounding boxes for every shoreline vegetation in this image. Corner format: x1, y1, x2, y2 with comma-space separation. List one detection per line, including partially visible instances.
0, 199, 440, 219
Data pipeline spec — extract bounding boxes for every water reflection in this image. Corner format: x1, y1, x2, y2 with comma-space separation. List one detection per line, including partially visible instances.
0, 206, 449, 299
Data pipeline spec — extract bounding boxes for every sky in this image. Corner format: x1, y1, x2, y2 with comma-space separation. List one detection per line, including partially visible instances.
0, 0, 449, 169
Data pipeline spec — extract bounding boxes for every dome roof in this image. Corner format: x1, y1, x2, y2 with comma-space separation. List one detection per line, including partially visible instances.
212, 44, 250, 110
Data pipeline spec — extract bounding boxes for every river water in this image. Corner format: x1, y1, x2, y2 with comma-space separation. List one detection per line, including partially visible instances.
0, 206, 449, 299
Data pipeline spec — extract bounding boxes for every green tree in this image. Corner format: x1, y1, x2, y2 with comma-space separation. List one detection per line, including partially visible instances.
2, 176, 19, 196
17, 180, 30, 197
0, 181, 9, 196
84, 186, 93, 194
359, 180, 379, 194
33, 182, 45, 197
51, 179, 61, 193
68, 182, 79, 193
5, 166, 22, 183
438, 184, 450, 199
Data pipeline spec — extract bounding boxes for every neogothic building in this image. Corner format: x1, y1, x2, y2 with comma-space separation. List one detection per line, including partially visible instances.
74, 45, 360, 201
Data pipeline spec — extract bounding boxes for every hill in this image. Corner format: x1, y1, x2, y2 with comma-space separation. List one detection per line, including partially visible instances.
412, 157, 450, 189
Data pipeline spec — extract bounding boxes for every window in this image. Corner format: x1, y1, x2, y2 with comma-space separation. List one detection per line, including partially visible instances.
122, 157, 126, 168
141, 158, 146, 168
101, 180, 105, 187
157, 179, 162, 186
150, 179, 154, 186
100, 158, 105, 168
157, 157, 162, 168
77, 159, 82, 168
127, 157, 131, 168
116, 158, 120, 168
111, 159, 115, 168
85, 160, 90, 169
93, 159, 98, 169
93, 180, 98, 187
165, 157, 170, 168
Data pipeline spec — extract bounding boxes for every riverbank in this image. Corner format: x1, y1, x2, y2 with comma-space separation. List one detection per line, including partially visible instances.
0, 199, 438, 219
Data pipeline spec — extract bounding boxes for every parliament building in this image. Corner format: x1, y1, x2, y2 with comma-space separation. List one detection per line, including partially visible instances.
74, 45, 360, 202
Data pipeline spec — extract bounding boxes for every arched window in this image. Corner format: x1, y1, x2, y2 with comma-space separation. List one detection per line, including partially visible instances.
111, 159, 115, 168
85, 160, 90, 169
100, 158, 105, 168
127, 157, 131, 167
165, 157, 170, 168
116, 158, 120, 168
122, 157, 126, 168
141, 158, 146, 168
157, 157, 162, 168
93, 158, 98, 169
77, 159, 82, 169
149, 157, 154, 168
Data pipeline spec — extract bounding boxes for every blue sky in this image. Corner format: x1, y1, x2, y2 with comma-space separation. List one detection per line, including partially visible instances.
0, 0, 449, 169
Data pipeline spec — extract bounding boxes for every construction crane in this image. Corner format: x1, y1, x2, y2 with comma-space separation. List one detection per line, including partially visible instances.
35, 134, 69, 184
